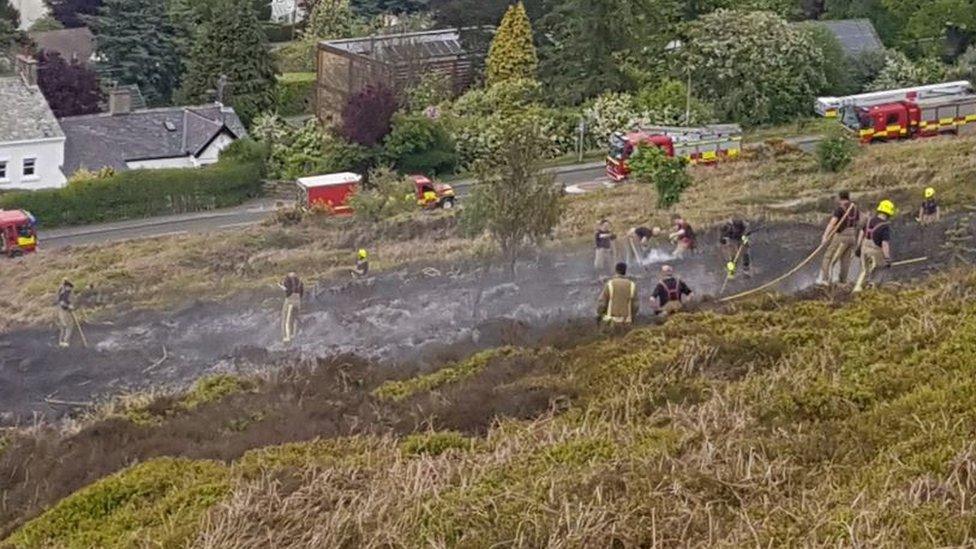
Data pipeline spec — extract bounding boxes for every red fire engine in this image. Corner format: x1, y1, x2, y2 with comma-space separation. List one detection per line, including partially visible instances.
0, 209, 38, 257
840, 93, 976, 143
606, 124, 743, 181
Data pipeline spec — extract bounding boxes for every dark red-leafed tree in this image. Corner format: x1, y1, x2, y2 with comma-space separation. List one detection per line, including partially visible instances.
37, 50, 103, 117
45, 0, 102, 28
340, 83, 397, 147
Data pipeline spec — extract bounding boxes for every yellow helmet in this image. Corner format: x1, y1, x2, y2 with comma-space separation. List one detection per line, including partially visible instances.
877, 199, 896, 216
358, 248, 368, 259
924, 187, 935, 199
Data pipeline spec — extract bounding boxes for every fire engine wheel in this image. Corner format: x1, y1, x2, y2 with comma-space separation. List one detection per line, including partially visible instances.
10, 250, 23, 258
442, 198, 455, 209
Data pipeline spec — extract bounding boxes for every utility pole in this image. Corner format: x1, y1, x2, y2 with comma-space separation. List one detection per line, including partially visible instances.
215, 74, 228, 105
685, 68, 692, 125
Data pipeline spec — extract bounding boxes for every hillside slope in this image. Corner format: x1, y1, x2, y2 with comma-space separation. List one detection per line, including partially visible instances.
6, 271, 976, 547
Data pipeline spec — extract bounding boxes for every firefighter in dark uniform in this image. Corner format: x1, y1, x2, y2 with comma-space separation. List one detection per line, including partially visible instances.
56, 279, 75, 348
854, 200, 895, 293
626, 225, 658, 265
352, 248, 369, 278
669, 215, 696, 259
720, 217, 751, 279
917, 187, 940, 225
652, 265, 692, 316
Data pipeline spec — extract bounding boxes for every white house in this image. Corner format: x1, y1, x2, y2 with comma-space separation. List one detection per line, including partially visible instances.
0, 57, 67, 190
58, 88, 248, 175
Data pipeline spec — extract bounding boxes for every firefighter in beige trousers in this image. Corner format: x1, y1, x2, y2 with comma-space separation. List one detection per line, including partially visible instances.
593, 219, 617, 278
819, 190, 861, 285
597, 262, 638, 327
56, 279, 75, 348
854, 200, 895, 293
279, 272, 304, 343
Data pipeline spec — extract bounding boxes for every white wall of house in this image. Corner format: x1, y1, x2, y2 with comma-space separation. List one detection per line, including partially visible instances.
196, 133, 236, 165
12, 0, 48, 30
126, 156, 196, 170
0, 137, 67, 190
124, 133, 237, 170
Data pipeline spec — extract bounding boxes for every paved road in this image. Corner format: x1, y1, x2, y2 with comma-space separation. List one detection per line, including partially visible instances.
37, 135, 822, 250
38, 163, 609, 249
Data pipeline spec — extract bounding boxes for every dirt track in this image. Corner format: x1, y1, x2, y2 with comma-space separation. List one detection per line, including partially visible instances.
0, 217, 951, 425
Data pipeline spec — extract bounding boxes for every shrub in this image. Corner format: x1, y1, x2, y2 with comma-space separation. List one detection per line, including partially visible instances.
816, 134, 858, 173
262, 22, 297, 43
584, 92, 637, 144
340, 83, 398, 147
485, 2, 537, 86
347, 166, 415, 222
628, 143, 692, 209
0, 150, 264, 227
8, 458, 230, 548
275, 72, 316, 116
382, 114, 458, 175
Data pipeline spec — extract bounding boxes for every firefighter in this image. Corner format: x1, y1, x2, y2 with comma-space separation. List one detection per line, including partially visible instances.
594, 219, 617, 278
597, 262, 638, 326
352, 248, 369, 278
668, 215, 696, 259
720, 216, 751, 279
854, 200, 895, 293
818, 190, 861, 285
652, 265, 692, 315
917, 187, 940, 225
279, 272, 304, 343
421, 189, 439, 209
56, 279, 75, 348
625, 225, 658, 265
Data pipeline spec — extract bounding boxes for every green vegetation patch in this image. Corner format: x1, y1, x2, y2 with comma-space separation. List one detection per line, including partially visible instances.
373, 347, 519, 402
8, 458, 230, 549
402, 431, 473, 457
275, 72, 316, 116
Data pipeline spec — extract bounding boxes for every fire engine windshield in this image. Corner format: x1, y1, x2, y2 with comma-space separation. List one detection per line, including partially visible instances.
840, 106, 871, 131
608, 134, 629, 160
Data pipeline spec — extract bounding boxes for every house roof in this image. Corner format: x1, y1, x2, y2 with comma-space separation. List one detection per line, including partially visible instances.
812, 19, 884, 57
29, 27, 96, 64
0, 76, 64, 143
321, 28, 468, 64
59, 105, 247, 173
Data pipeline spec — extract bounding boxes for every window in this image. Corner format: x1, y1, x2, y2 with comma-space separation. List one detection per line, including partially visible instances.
886, 113, 900, 125
23, 158, 36, 177
0, 160, 6, 180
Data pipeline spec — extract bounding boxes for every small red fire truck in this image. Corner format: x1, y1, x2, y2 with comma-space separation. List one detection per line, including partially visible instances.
0, 209, 38, 257
839, 93, 976, 143
606, 124, 743, 181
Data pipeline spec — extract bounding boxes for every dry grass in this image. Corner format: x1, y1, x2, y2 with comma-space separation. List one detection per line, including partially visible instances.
11, 271, 976, 546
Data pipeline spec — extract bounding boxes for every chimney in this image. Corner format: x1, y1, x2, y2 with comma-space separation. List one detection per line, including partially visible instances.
15, 55, 38, 87
109, 87, 133, 115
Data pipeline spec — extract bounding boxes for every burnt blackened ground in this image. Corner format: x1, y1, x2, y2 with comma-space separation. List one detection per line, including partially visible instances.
0, 217, 955, 424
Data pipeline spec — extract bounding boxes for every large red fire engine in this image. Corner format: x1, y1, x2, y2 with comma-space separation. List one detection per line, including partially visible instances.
0, 209, 38, 257
839, 93, 976, 143
606, 124, 743, 181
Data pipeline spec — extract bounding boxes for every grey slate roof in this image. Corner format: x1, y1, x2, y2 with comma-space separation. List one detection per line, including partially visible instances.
59, 105, 247, 173
812, 19, 884, 57
29, 27, 96, 64
323, 28, 467, 63
0, 76, 64, 143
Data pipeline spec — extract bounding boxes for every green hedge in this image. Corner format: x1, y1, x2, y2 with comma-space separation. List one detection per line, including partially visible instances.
276, 72, 316, 117
263, 23, 298, 44
0, 156, 264, 228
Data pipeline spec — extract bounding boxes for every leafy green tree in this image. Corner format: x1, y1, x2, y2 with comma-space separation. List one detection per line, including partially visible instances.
461, 116, 563, 276
537, 0, 682, 105
868, 50, 947, 90
304, 0, 358, 39
348, 166, 415, 222
628, 144, 691, 209
90, 0, 182, 105
383, 114, 458, 175
179, 0, 278, 125
351, 0, 428, 16
485, 2, 537, 86
816, 133, 857, 173
1, 0, 21, 56
683, 9, 826, 125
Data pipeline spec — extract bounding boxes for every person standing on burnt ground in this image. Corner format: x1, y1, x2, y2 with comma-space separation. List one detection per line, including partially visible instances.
720, 216, 751, 279
279, 272, 304, 343
594, 219, 617, 279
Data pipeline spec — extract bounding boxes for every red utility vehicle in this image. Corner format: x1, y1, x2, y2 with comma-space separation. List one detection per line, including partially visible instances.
606, 125, 743, 181
296, 172, 362, 214
0, 209, 38, 257
411, 175, 456, 209
840, 94, 976, 143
